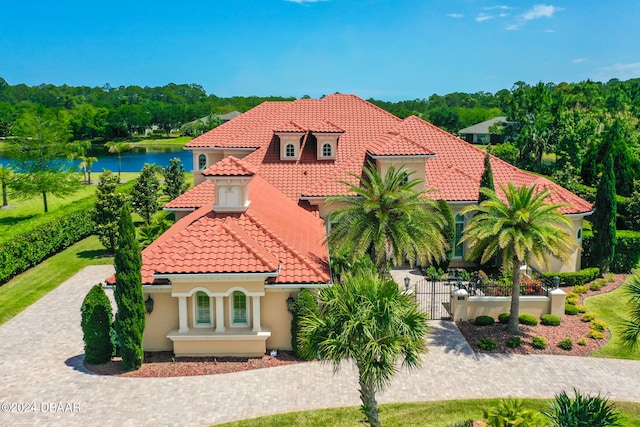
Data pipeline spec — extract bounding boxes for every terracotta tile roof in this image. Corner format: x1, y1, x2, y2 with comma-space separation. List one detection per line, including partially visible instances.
143, 173, 330, 285
164, 180, 215, 210
177, 94, 591, 215
202, 156, 256, 177
309, 119, 344, 133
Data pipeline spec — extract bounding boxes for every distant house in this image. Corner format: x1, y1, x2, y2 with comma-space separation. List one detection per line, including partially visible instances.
108, 95, 591, 357
458, 116, 509, 144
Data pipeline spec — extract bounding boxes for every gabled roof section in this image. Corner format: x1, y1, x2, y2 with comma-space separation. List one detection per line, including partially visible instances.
164, 180, 215, 210
202, 156, 256, 177
458, 116, 508, 135
144, 174, 330, 285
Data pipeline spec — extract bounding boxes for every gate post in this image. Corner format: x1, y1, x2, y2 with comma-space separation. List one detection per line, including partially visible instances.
450, 288, 469, 322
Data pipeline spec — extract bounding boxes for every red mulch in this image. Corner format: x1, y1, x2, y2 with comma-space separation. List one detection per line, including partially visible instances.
85, 351, 300, 378
457, 274, 627, 356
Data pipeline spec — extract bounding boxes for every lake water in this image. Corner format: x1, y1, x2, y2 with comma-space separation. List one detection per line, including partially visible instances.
0, 145, 193, 172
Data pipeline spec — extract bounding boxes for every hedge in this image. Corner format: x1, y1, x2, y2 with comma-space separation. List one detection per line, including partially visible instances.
542, 267, 600, 287
582, 230, 640, 273
0, 208, 94, 285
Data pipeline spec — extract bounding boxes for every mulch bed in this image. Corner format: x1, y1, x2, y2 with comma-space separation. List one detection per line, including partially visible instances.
457, 274, 627, 356
85, 350, 300, 378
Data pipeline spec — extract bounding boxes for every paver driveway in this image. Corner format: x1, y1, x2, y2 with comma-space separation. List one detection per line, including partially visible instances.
1, 266, 639, 427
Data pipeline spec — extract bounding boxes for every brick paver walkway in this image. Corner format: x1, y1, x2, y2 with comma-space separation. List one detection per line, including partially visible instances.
1, 266, 639, 426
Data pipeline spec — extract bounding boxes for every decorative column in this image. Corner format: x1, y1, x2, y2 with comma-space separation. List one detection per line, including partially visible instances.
215, 296, 225, 333
252, 296, 261, 333
178, 296, 189, 333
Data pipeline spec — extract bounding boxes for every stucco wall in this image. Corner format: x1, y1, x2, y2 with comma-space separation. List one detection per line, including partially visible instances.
143, 292, 177, 351
262, 290, 295, 350
172, 337, 267, 357
466, 296, 550, 319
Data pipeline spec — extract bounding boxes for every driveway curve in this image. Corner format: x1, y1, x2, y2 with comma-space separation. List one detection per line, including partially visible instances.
1, 266, 639, 426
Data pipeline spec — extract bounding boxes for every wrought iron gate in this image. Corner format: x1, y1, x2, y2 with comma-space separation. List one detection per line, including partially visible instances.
413, 278, 452, 320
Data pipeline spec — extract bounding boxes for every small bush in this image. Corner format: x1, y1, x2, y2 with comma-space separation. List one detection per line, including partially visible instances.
582, 313, 598, 322
590, 281, 604, 291
588, 330, 605, 340
498, 312, 510, 324
590, 319, 607, 332
540, 314, 561, 326
518, 313, 538, 326
477, 337, 499, 351
558, 338, 573, 351
81, 284, 114, 364
474, 315, 495, 326
483, 398, 542, 427
576, 305, 588, 313
507, 337, 522, 348
573, 285, 588, 294
542, 267, 600, 286
532, 336, 547, 350
565, 292, 579, 305
577, 338, 588, 346
565, 304, 579, 315
542, 388, 620, 427
290, 289, 319, 360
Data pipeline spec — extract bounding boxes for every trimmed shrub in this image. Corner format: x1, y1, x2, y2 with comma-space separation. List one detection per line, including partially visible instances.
576, 305, 588, 313
290, 289, 318, 360
565, 304, 579, 315
573, 285, 588, 294
542, 267, 600, 287
588, 330, 605, 340
506, 337, 521, 348
541, 314, 562, 326
565, 292, 579, 305
532, 336, 547, 350
518, 313, 538, 326
81, 284, 114, 364
474, 315, 495, 326
590, 319, 607, 332
583, 231, 640, 273
498, 312, 510, 324
582, 313, 598, 322
577, 338, 588, 346
606, 273, 616, 282
477, 337, 498, 351
558, 338, 573, 351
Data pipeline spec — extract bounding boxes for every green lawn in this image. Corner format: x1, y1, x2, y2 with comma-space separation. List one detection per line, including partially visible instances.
585, 282, 640, 360
0, 235, 113, 326
104, 135, 192, 147
215, 399, 640, 427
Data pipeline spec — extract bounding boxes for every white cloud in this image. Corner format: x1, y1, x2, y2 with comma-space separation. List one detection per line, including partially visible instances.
507, 4, 564, 30
448, 13, 464, 18
572, 58, 587, 64
476, 14, 495, 22
483, 5, 512, 11
592, 62, 640, 82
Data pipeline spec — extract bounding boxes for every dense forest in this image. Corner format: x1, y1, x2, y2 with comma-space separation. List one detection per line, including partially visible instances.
1, 77, 640, 196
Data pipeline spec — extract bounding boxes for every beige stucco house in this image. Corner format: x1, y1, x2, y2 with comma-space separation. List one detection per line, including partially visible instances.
111, 94, 592, 357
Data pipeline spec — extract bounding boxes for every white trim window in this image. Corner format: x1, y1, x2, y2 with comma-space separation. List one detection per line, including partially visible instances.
454, 213, 464, 259
198, 154, 207, 170
322, 143, 332, 157
231, 291, 249, 327
284, 143, 296, 158
194, 291, 213, 327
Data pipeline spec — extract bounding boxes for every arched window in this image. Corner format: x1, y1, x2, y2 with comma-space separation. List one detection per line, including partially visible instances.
232, 291, 248, 326
198, 154, 207, 170
577, 228, 582, 241
194, 291, 212, 327
322, 143, 333, 157
454, 213, 464, 258
285, 143, 295, 158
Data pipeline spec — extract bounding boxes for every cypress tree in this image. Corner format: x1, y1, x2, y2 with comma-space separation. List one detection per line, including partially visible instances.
435, 199, 455, 271
113, 204, 146, 371
478, 151, 495, 205
592, 151, 617, 274
81, 284, 114, 364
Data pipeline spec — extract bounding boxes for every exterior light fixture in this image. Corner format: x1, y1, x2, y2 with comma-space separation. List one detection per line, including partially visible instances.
286, 295, 295, 313
553, 276, 560, 289
144, 295, 154, 314
404, 276, 411, 292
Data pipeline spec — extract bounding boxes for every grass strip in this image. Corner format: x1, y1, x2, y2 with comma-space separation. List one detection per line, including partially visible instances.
0, 235, 113, 326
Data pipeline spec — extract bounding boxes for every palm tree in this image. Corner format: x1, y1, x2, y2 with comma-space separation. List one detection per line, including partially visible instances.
298, 271, 428, 427
327, 163, 446, 275
77, 155, 98, 184
105, 142, 131, 183
620, 273, 640, 351
461, 183, 575, 333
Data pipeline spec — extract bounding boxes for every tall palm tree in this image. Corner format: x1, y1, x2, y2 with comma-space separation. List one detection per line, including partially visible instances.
461, 183, 575, 333
105, 142, 131, 183
620, 273, 640, 351
298, 271, 428, 427
327, 163, 446, 275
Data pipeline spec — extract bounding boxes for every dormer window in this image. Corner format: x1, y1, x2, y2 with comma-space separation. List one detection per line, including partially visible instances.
285, 143, 296, 158
315, 134, 338, 160
322, 143, 333, 157
198, 154, 207, 170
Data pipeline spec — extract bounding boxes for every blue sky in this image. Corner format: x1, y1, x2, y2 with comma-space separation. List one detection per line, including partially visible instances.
1, 1, 639, 101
